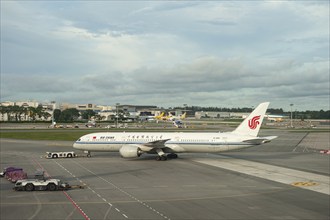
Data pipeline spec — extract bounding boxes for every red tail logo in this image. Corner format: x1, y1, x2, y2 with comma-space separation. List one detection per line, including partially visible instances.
248, 115, 261, 130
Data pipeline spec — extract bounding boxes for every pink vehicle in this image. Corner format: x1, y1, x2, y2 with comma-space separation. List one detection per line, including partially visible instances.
1, 167, 28, 183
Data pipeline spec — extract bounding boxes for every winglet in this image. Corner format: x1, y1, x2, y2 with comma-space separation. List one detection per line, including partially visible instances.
232, 102, 270, 137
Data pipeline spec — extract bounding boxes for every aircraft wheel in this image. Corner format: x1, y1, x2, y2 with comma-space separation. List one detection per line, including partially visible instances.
168, 153, 178, 159
156, 156, 161, 161
160, 156, 167, 161
87, 154, 92, 158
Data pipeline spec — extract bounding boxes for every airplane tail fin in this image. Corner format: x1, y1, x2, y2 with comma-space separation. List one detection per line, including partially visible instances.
232, 102, 270, 137
155, 112, 164, 119
181, 112, 187, 119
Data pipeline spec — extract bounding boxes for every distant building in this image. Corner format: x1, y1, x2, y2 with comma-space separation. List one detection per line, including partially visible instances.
0, 101, 260, 122
14, 101, 39, 108
195, 111, 248, 119
118, 105, 157, 113
60, 103, 102, 112
195, 111, 230, 119
0, 100, 55, 121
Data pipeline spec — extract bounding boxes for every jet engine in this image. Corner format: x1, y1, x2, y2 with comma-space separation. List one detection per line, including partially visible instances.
119, 145, 143, 158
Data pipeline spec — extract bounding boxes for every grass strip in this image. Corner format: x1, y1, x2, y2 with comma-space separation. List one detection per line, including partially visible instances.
0, 131, 92, 141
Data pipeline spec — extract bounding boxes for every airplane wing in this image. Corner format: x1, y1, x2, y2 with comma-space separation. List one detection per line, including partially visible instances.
143, 139, 171, 148
243, 136, 278, 145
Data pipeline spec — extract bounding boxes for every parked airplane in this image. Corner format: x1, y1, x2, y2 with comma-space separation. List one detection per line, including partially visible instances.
153, 112, 165, 120
167, 112, 187, 121
156, 112, 171, 121
173, 120, 184, 128
73, 102, 277, 160
169, 112, 187, 128
265, 114, 286, 122
154, 112, 186, 126
139, 112, 165, 121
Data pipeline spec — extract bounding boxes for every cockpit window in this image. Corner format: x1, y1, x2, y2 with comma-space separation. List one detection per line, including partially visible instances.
77, 139, 81, 141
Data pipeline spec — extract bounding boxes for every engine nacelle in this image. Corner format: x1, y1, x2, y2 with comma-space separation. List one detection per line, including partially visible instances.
119, 145, 143, 158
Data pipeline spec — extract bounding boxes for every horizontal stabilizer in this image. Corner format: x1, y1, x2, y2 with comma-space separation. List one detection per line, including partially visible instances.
243, 136, 278, 145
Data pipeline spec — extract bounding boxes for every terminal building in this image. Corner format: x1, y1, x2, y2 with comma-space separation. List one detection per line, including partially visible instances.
0, 101, 56, 121
0, 101, 159, 122
0, 100, 251, 122
194, 111, 248, 119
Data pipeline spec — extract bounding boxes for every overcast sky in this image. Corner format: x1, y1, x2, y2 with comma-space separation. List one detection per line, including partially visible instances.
1, 1, 329, 111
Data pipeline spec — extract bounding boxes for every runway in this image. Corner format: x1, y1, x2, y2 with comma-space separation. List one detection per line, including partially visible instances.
1, 130, 329, 220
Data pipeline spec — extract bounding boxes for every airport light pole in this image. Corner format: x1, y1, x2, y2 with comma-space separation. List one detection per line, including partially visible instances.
290, 103, 294, 128
51, 101, 56, 126
116, 103, 120, 128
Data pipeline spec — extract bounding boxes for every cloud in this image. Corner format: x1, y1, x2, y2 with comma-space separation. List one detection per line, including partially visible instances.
1, 1, 329, 110
65, 56, 328, 109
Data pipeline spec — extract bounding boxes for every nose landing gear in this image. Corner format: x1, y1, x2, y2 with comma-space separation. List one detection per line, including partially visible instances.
84, 151, 92, 157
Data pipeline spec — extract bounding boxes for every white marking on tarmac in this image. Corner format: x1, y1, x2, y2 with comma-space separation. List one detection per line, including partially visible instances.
52, 160, 118, 219
34, 159, 90, 220
182, 185, 196, 187
194, 156, 330, 195
152, 185, 168, 188
72, 160, 170, 220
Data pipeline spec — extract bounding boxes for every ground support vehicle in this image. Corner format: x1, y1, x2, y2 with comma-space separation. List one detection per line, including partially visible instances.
46, 151, 76, 159
13, 170, 85, 191
14, 179, 85, 191
13, 178, 69, 191
0, 167, 27, 183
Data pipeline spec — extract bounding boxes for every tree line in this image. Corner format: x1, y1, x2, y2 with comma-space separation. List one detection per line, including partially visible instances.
0, 106, 99, 123
0, 105, 132, 123
0, 105, 51, 122
1, 105, 329, 122
52, 109, 110, 122
176, 106, 330, 119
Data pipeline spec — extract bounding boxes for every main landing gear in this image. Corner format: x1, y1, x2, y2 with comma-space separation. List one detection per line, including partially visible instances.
156, 155, 167, 161
155, 153, 178, 161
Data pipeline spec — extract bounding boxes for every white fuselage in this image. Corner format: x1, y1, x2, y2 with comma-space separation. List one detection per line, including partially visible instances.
73, 132, 257, 154
73, 102, 276, 159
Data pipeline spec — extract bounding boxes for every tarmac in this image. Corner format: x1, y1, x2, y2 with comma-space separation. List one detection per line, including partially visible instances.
0, 129, 329, 220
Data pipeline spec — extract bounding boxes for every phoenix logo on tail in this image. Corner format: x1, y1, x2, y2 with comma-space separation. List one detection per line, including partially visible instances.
248, 115, 260, 130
